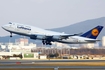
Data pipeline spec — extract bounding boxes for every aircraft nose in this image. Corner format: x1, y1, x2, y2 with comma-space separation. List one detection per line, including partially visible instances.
2, 25, 4, 29
2, 25, 5, 29
2, 25, 8, 30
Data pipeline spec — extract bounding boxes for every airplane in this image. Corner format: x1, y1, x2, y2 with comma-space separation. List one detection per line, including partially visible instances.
2, 22, 103, 45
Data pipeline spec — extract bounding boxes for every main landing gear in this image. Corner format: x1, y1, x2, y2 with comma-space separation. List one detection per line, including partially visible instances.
10, 32, 12, 37
42, 40, 52, 45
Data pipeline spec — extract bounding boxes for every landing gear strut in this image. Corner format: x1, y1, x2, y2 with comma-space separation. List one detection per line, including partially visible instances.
10, 32, 12, 37
42, 40, 46, 45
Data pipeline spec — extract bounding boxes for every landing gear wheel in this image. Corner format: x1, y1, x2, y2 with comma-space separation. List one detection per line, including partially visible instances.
42, 40, 45, 45
42, 40, 52, 45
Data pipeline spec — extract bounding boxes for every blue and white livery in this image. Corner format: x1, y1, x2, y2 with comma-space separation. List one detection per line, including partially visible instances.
2, 22, 103, 45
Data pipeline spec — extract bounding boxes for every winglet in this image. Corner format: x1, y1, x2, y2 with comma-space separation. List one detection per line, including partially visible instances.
80, 25, 103, 39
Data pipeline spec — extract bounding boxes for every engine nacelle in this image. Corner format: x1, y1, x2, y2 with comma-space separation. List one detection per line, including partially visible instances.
52, 36, 61, 40
36, 35, 46, 39
30, 35, 37, 39
30, 35, 61, 40
30, 35, 46, 40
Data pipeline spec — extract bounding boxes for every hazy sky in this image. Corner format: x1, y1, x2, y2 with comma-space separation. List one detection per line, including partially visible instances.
0, 0, 105, 36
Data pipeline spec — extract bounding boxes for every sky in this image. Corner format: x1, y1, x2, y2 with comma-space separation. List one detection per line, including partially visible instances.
0, 0, 105, 36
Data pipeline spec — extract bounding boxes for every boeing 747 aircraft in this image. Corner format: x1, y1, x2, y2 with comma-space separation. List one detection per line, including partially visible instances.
2, 22, 103, 45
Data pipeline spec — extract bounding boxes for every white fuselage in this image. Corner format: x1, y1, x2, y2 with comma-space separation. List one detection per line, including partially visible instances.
2, 22, 96, 44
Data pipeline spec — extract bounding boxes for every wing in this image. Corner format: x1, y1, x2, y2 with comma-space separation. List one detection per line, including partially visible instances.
59, 33, 82, 39
30, 33, 82, 40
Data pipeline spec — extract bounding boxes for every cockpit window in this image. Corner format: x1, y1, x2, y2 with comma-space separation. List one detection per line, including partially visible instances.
9, 22, 12, 24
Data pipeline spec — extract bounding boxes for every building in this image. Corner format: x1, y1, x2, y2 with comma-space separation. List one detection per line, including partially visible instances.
15, 38, 28, 45
0, 38, 37, 59
39, 54, 47, 59
52, 42, 70, 48
102, 36, 105, 47
81, 43, 95, 48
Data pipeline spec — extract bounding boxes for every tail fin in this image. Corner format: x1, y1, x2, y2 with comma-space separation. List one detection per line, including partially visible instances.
81, 25, 103, 39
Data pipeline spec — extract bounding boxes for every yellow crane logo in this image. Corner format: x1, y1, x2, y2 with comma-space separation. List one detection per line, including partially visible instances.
91, 28, 99, 36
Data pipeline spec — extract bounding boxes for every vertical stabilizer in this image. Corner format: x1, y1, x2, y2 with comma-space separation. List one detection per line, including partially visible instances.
81, 26, 103, 39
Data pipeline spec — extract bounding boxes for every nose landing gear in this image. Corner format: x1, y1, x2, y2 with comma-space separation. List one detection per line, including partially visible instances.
10, 32, 12, 37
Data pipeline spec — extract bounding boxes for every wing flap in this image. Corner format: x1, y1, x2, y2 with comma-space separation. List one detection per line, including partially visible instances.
59, 33, 82, 39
